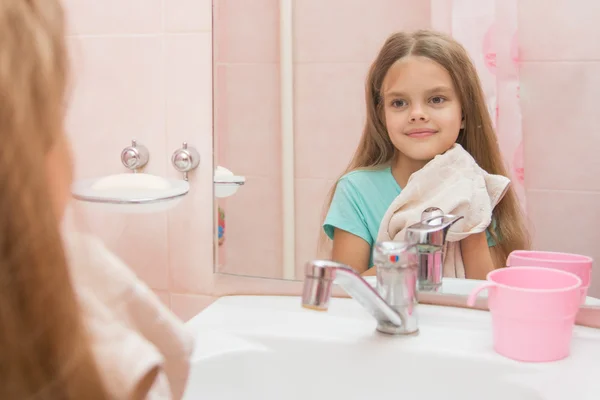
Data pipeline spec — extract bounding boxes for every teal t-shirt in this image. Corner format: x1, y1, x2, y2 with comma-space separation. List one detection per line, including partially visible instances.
323, 166, 496, 268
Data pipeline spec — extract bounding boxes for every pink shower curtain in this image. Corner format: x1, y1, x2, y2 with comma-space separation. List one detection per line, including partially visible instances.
432, 0, 526, 210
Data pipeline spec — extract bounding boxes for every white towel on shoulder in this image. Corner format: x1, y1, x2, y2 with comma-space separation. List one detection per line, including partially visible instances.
64, 232, 194, 399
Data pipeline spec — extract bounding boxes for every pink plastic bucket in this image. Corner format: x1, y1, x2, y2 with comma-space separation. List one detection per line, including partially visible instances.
467, 266, 583, 362
507, 250, 592, 299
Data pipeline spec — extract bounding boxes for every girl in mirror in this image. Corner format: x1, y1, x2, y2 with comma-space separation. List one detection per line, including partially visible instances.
320, 30, 529, 280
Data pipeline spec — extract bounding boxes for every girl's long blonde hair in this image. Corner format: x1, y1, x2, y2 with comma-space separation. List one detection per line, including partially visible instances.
0, 1, 108, 398
320, 30, 530, 267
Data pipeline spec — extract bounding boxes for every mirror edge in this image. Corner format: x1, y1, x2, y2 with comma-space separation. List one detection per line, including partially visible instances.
207, 273, 600, 329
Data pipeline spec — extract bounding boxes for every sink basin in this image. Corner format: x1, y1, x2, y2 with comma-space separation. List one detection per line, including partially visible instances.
184, 296, 600, 400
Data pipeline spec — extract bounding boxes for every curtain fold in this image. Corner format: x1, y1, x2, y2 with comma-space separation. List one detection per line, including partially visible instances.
432, 0, 526, 210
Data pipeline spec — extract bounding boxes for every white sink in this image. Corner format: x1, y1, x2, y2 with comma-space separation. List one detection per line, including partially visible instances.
184, 296, 600, 400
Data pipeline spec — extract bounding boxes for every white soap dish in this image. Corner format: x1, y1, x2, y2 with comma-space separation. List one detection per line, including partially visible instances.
72, 173, 189, 205
214, 166, 245, 198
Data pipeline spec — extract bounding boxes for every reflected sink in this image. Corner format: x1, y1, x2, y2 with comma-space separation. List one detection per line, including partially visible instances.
184, 296, 600, 400
360, 276, 600, 306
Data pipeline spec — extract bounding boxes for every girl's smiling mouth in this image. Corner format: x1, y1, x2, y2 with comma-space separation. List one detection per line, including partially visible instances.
406, 128, 438, 138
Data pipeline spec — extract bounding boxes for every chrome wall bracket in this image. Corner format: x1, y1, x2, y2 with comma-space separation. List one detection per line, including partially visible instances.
120, 139, 149, 172
171, 142, 200, 181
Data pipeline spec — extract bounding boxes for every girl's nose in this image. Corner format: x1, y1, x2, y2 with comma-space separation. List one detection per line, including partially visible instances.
409, 112, 429, 123
409, 104, 429, 122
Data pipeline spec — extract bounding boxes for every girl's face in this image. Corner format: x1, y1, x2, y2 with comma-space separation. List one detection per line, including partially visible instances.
381, 55, 463, 163
45, 133, 74, 221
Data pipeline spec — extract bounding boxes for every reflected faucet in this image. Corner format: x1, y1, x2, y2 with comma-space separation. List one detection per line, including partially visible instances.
406, 207, 463, 292
301, 207, 462, 335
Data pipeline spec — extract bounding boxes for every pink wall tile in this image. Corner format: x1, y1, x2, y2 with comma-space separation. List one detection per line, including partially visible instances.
64, 1, 215, 316
63, 0, 162, 35
213, 0, 280, 63
167, 192, 214, 294
214, 64, 281, 176
526, 190, 600, 298
166, 0, 212, 32
294, 178, 335, 276
66, 0, 600, 322
66, 36, 167, 180
109, 214, 169, 290
218, 177, 283, 279
518, 1, 600, 61
294, 63, 367, 179
65, 33, 171, 292
171, 294, 218, 321
213, 65, 227, 165
520, 62, 600, 191
164, 33, 213, 172
153, 290, 171, 308
165, 33, 214, 294
293, 0, 431, 63
212, 1, 283, 281
82, 209, 170, 290
430, 0, 453, 34
72, 202, 170, 291
519, 1, 600, 302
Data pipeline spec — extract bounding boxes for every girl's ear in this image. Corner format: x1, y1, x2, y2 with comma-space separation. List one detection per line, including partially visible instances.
460, 115, 465, 129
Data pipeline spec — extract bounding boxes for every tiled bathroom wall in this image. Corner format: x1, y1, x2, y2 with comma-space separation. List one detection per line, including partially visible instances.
215, 0, 432, 279
63, 0, 216, 320
518, 0, 600, 298
216, 0, 600, 298
291, 0, 432, 278
213, 0, 283, 279
64, 0, 600, 319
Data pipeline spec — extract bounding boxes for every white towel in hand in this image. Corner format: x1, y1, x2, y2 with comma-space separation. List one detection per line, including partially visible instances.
376, 144, 510, 278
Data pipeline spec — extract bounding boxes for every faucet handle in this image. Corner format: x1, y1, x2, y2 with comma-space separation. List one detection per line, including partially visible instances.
406, 209, 463, 247
373, 241, 416, 269
421, 206, 444, 222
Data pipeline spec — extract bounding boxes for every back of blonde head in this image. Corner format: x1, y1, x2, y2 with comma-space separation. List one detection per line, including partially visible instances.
320, 30, 530, 267
0, 1, 108, 398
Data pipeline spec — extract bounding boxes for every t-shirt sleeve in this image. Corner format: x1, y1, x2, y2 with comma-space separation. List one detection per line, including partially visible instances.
323, 178, 372, 246
486, 219, 499, 247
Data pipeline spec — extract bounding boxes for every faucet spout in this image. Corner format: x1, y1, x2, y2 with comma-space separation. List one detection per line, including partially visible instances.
302, 261, 405, 326
302, 241, 419, 335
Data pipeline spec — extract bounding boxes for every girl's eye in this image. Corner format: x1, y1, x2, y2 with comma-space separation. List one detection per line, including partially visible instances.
391, 99, 407, 108
430, 96, 446, 104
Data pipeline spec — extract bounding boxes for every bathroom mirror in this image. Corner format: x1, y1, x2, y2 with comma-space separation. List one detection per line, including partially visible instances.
211, 0, 600, 306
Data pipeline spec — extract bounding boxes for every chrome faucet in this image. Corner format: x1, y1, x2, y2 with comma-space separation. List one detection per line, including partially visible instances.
405, 207, 463, 292
302, 207, 462, 335
302, 241, 418, 335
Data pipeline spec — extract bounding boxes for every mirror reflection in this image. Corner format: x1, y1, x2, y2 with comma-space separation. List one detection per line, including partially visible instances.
212, 1, 600, 305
